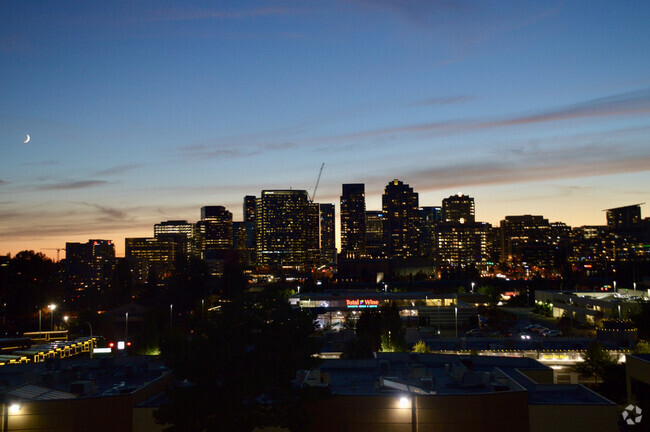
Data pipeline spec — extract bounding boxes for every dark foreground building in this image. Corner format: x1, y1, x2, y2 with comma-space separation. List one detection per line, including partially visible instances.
300, 352, 617, 432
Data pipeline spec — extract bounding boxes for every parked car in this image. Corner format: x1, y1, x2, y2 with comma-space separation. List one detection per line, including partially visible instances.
543, 330, 562, 337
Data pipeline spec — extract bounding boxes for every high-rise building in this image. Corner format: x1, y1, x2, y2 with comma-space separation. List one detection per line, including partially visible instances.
420, 206, 442, 258
65, 239, 116, 292
319, 203, 336, 265
365, 210, 387, 258
340, 184, 366, 259
154, 220, 197, 257
256, 190, 319, 268
243, 196, 257, 252
244, 195, 256, 222
442, 194, 475, 224
125, 237, 183, 282
499, 215, 552, 265
436, 222, 492, 269
382, 179, 420, 258
606, 204, 642, 231
197, 206, 233, 254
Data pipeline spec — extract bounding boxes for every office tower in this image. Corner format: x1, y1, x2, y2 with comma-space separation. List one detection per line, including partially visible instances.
197, 206, 233, 254
382, 179, 420, 258
319, 203, 336, 265
606, 204, 642, 230
365, 210, 387, 258
420, 206, 442, 258
154, 220, 197, 257
340, 184, 366, 259
125, 237, 183, 282
244, 195, 256, 222
256, 190, 319, 268
243, 196, 257, 252
442, 194, 475, 223
436, 222, 492, 269
65, 239, 116, 292
499, 215, 553, 268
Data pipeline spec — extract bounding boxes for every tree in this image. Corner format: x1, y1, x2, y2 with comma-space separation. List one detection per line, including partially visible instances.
576, 341, 615, 387
379, 302, 407, 353
344, 310, 382, 358
0, 251, 61, 329
155, 291, 322, 431
412, 340, 432, 354
633, 340, 650, 354
478, 284, 501, 306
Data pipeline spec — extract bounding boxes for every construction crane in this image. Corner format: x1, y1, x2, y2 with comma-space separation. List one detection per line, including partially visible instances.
309, 163, 325, 203
41, 248, 65, 262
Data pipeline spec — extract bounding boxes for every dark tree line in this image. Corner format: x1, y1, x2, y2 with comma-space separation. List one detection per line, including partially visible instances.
155, 290, 322, 431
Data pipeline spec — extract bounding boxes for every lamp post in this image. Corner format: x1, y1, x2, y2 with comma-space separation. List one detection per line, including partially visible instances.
3, 402, 21, 432
471, 282, 475, 293
125, 312, 129, 348
398, 395, 417, 432
170, 304, 173, 329
455, 306, 458, 338
48, 304, 56, 331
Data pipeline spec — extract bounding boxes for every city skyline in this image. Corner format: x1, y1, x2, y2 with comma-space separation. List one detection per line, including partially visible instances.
2, 1, 650, 259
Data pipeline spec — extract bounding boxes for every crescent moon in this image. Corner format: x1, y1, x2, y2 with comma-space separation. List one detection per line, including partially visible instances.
24, 134, 30, 144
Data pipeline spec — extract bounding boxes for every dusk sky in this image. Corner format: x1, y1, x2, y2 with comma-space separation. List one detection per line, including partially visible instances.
2, 1, 650, 259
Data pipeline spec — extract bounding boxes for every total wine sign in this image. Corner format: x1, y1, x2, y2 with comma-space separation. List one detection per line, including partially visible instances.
346, 299, 380, 309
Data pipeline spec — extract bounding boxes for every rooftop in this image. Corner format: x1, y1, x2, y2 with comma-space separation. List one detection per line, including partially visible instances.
0, 355, 170, 400
318, 353, 614, 406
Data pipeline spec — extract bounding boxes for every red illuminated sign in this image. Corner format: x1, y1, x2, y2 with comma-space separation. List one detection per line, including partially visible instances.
346, 299, 379, 308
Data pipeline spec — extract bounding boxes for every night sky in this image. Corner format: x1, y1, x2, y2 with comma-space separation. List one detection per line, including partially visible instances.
2, 1, 649, 258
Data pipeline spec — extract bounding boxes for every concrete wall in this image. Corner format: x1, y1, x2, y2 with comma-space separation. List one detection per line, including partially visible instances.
304, 392, 530, 432
1, 372, 173, 432
529, 404, 618, 432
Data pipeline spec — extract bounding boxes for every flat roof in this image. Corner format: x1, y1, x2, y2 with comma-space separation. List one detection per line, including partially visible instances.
0, 355, 170, 400
318, 353, 614, 406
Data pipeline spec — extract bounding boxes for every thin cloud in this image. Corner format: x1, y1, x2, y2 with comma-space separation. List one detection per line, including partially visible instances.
22, 160, 60, 167
392, 152, 650, 193
328, 88, 650, 142
408, 95, 475, 107
77, 202, 127, 219
0, 180, 8, 186
94, 164, 142, 176
145, 6, 292, 22
179, 142, 297, 159
39, 180, 109, 191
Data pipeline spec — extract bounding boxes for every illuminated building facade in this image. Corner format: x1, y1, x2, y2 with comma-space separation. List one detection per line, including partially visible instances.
340, 184, 366, 259
319, 203, 337, 265
153, 220, 197, 257
499, 215, 553, 268
382, 179, 420, 258
125, 237, 183, 281
65, 239, 116, 292
442, 194, 475, 223
365, 210, 387, 258
435, 222, 492, 270
244, 195, 256, 222
606, 204, 642, 231
420, 206, 442, 258
255, 190, 319, 268
196, 206, 233, 255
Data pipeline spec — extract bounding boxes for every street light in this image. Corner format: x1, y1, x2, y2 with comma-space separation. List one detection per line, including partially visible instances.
170, 304, 173, 329
48, 304, 56, 331
3, 402, 21, 432
455, 306, 458, 338
471, 282, 475, 293
397, 395, 417, 432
